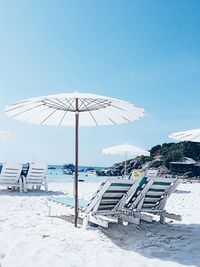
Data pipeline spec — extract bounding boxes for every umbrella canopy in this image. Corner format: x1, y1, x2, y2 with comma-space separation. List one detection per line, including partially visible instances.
103, 143, 150, 177
169, 129, 200, 143
5, 92, 145, 126
5, 92, 146, 227
0, 130, 15, 141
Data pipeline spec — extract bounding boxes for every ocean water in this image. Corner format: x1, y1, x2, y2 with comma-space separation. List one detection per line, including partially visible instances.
47, 165, 118, 183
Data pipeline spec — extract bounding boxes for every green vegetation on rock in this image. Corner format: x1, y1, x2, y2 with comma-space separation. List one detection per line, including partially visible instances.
150, 141, 200, 164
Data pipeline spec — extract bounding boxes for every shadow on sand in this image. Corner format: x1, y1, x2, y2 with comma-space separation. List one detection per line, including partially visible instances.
101, 222, 200, 267
49, 212, 200, 266
0, 189, 65, 197
50, 214, 83, 228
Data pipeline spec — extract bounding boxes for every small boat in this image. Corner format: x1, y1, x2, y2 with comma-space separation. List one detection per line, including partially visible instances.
78, 179, 85, 182
63, 169, 73, 175
48, 166, 56, 170
85, 169, 97, 176
62, 163, 74, 175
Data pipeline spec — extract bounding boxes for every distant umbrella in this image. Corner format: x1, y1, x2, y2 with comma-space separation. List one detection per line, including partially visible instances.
5, 92, 146, 227
169, 129, 200, 143
103, 143, 150, 177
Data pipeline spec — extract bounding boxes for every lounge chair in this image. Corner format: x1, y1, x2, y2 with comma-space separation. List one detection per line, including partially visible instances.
48, 176, 182, 228
23, 163, 48, 192
49, 178, 136, 228
121, 176, 182, 224
0, 163, 23, 192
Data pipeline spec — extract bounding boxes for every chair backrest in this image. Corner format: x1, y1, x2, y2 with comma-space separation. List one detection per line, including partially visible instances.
125, 176, 180, 212
0, 163, 22, 184
26, 163, 47, 184
85, 178, 135, 214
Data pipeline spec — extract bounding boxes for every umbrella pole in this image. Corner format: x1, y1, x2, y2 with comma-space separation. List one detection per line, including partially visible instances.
74, 98, 79, 227
124, 152, 127, 178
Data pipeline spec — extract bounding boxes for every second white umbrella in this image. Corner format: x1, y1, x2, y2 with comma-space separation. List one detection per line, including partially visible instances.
169, 129, 200, 142
103, 143, 150, 177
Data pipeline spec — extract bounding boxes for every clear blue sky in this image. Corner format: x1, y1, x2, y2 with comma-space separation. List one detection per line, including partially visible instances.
0, 0, 200, 166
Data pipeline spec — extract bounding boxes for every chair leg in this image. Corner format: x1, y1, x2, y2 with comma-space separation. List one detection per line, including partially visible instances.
44, 178, 48, 192
83, 215, 89, 229
122, 220, 129, 226
19, 178, 23, 193
160, 214, 166, 224
23, 178, 27, 193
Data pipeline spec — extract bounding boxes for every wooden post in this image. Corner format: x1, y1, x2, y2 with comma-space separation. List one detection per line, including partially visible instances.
74, 98, 79, 227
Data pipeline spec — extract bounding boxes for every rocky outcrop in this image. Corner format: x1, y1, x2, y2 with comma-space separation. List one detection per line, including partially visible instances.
97, 157, 151, 176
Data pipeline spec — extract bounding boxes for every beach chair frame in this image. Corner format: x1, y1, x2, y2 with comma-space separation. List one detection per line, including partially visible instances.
48, 176, 182, 228
82, 178, 138, 228
0, 163, 23, 192
121, 176, 182, 224
23, 163, 48, 192
48, 178, 136, 228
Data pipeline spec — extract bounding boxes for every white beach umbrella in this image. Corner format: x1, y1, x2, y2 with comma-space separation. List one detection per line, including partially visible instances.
169, 129, 200, 143
5, 92, 146, 227
103, 143, 150, 176
0, 130, 15, 141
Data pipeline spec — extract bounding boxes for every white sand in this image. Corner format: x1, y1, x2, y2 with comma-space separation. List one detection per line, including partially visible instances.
0, 181, 200, 267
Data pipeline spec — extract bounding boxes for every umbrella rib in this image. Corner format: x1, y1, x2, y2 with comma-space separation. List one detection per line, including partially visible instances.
22, 106, 53, 122
9, 103, 46, 118
5, 100, 42, 113
78, 98, 86, 110
59, 110, 68, 126
78, 98, 105, 110
79, 98, 97, 110
40, 108, 58, 124
96, 108, 117, 125
43, 98, 67, 110
84, 99, 139, 115
112, 103, 144, 116
174, 133, 185, 137
78, 98, 94, 110
107, 103, 143, 122
81, 98, 111, 111
97, 105, 132, 124
110, 103, 138, 112
84, 98, 106, 109
63, 98, 76, 111
176, 134, 192, 140
55, 98, 71, 110
188, 134, 200, 141
83, 98, 126, 124
122, 116, 130, 122
79, 99, 99, 126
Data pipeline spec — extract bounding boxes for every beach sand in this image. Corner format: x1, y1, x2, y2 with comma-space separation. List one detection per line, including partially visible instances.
0, 181, 200, 267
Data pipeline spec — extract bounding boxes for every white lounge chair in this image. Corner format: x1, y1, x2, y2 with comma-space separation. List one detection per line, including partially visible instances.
49, 178, 136, 228
48, 176, 182, 228
0, 163, 23, 192
120, 175, 182, 224
23, 163, 48, 192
